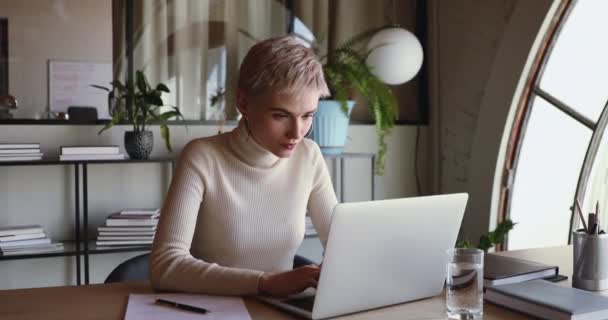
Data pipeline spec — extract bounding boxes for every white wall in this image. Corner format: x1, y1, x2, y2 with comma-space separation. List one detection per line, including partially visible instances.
0, 123, 418, 289
0, 0, 112, 118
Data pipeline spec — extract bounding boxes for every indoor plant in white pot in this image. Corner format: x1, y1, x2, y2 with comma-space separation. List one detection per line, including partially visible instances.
93, 70, 184, 159
313, 29, 399, 175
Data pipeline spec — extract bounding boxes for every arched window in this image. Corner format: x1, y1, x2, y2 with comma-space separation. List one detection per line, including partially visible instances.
502, 0, 608, 249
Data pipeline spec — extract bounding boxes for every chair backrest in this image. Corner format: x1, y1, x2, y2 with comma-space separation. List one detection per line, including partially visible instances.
104, 253, 150, 283
104, 253, 316, 284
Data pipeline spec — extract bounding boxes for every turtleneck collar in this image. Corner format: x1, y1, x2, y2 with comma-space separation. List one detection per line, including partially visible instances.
227, 120, 282, 169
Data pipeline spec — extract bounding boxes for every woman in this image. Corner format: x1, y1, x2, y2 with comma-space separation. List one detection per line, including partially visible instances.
150, 35, 338, 297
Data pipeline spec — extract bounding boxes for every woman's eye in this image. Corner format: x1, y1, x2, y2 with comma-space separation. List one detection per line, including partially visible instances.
272, 114, 288, 119
303, 114, 314, 119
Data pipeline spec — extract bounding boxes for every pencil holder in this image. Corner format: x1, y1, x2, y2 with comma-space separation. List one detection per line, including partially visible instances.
573, 231, 608, 291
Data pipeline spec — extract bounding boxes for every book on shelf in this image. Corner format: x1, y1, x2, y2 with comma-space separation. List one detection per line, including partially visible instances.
105, 212, 159, 226
97, 226, 157, 232
60, 145, 120, 155
0, 153, 43, 157
0, 243, 64, 256
0, 225, 44, 237
59, 153, 126, 161
0, 232, 46, 242
95, 240, 153, 246
119, 208, 160, 215
106, 219, 158, 227
0, 148, 40, 154
0, 155, 43, 162
484, 279, 608, 320
1, 247, 64, 256
0, 242, 63, 252
0, 143, 40, 149
97, 236, 154, 241
98, 231, 156, 236
95, 245, 150, 250
305, 216, 317, 236
484, 254, 558, 287
108, 212, 160, 219
0, 238, 52, 249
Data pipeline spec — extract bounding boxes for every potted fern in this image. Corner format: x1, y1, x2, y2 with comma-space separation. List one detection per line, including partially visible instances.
93, 70, 184, 159
311, 28, 399, 175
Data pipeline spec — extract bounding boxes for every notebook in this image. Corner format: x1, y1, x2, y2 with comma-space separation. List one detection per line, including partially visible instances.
485, 280, 608, 320
124, 293, 251, 320
484, 254, 558, 287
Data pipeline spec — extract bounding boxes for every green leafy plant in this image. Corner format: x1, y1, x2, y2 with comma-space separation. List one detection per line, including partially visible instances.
92, 70, 185, 151
317, 27, 399, 175
456, 219, 517, 252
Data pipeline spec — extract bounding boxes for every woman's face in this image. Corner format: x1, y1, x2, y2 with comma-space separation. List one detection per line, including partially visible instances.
238, 88, 319, 158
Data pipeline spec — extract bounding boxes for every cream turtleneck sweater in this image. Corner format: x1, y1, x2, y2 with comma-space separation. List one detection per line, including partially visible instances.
150, 122, 338, 295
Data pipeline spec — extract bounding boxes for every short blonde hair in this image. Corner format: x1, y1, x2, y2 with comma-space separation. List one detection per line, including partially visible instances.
238, 35, 330, 97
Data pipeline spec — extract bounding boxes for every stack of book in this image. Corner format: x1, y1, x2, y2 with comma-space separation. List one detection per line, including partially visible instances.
485, 279, 608, 320
96, 209, 159, 248
0, 225, 64, 256
305, 216, 317, 237
484, 253, 558, 287
0, 143, 43, 162
59, 145, 125, 161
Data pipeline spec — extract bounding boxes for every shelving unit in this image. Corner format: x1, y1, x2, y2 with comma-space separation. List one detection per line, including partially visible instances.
0, 152, 375, 286
0, 157, 174, 285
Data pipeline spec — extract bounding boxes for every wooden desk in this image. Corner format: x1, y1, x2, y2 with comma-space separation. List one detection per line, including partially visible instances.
0, 246, 573, 320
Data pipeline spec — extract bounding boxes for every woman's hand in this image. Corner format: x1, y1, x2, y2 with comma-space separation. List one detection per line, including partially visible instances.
258, 264, 320, 297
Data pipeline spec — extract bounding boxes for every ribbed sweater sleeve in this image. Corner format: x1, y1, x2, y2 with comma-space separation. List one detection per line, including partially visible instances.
150, 141, 263, 295
307, 144, 338, 248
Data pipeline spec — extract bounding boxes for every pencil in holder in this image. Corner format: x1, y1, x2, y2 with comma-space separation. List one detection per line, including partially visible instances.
572, 230, 608, 291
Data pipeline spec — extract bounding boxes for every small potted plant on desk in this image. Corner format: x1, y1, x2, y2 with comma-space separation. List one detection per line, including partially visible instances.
93, 70, 185, 159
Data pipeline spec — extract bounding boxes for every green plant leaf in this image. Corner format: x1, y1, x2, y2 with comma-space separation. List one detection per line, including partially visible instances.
91, 84, 110, 91
156, 83, 170, 93
478, 235, 492, 252
160, 124, 172, 152
135, 70, 148, 94
157, 110, 180, 121
97, 109, 124, 135
110, 80, 126, 92
144, 92, 163, 106
456, 239, 473, 249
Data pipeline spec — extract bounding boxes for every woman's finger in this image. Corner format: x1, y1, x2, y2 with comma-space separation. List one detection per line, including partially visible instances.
309, 279, 318, 288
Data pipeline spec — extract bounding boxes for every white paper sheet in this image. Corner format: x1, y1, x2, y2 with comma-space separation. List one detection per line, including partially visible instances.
124, 293, 252, 320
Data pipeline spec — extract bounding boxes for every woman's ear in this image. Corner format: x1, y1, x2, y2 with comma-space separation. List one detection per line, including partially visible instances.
236, 88, 248, 119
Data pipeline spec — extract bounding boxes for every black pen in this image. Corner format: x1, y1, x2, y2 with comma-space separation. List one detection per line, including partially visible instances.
155, 298, 210, 314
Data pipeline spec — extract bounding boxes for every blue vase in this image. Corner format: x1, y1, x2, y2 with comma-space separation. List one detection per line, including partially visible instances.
312, 100, 355, 155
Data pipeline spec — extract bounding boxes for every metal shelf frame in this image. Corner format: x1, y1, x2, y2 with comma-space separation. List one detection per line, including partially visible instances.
0, 157, 174, 285
0, 152, 374, 285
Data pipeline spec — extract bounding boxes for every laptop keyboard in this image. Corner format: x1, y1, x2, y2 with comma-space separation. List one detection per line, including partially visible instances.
283, 296, 316, 311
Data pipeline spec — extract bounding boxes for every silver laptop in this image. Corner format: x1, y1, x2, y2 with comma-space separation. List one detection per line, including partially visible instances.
258, 193, 468, 319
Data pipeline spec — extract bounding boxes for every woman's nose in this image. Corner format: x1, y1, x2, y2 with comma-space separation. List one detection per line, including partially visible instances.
288, 120, 303, 139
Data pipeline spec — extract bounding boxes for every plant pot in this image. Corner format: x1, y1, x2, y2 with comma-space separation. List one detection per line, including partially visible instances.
311, 100, 355, 155
124, 131, 153, 159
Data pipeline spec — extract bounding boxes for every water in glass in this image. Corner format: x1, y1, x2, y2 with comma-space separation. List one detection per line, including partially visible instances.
446, 251, 483, 319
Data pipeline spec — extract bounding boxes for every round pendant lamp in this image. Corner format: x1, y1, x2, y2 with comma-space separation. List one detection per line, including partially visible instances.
366, 27, 423, 85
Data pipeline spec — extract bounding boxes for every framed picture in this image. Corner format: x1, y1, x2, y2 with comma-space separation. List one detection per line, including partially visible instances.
0, 18, 7, 96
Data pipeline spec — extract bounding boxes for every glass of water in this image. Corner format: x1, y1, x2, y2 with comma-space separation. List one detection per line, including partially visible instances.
446, 248, 484, 320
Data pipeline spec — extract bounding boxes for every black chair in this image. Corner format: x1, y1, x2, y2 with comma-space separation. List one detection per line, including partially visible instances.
104, 253, 317, 283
